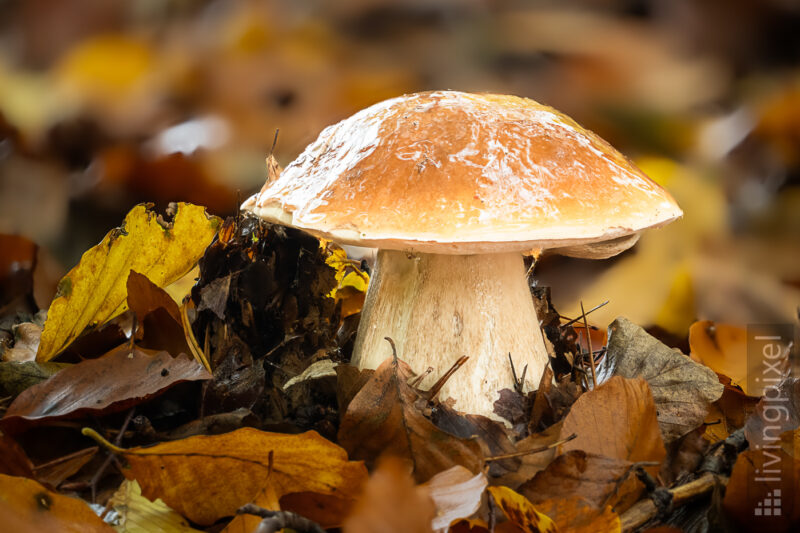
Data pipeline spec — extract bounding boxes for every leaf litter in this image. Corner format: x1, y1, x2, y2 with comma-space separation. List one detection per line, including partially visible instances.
0, 202, 790, 533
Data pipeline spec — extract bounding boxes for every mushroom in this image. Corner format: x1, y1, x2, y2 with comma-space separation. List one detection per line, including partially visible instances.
242, 91, 682, 420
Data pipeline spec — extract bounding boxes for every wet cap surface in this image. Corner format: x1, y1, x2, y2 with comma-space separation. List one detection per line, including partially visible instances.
245, 91, 682, 254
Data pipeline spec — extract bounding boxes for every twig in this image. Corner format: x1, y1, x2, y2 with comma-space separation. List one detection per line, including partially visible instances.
410, 367, 433, 388
485, 433, 577, 462
620, 472, 725, 532
508, 353, 528, 394
559, 300, 609, 328
90, 408, 136, 503
580, 301, 598, 389
600, 461, 661, 510
428, 356, 469, 401
237, 503, 325, 533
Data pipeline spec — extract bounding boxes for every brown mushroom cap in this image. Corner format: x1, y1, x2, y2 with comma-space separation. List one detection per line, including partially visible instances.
244, 90, 682, 254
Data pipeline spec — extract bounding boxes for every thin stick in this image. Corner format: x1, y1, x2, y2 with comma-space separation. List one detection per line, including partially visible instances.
581, 301, 598, 388
428, 356, 469, 401
485, 433, 577, 461
559, 300, 609, 328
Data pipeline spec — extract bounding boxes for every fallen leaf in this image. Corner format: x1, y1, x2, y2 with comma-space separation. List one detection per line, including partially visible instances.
91, 427, 367, 526
3, 322, 41, 362
689, 321, 762, 396
338, 356, 482, 482
559, 377, 666, 473
704, 383, 760, 443
2, 346, 210, 433
745, 377, 800, 450
32, 447, 98, 488
660, 426, 708, 486
109, 479, 204, 533
491, 421, 564, 489
127, 270, 182, 325
423, 466, 488, 531
722, 447, 800, 532
343, 457, 435, 533
127, 270, 192, 358
487, 485, 557, 533
0, 360, 68, 398
0, 472, 115, 532
606, 317, 723, 442
536, 496, 621, 533
519, 450, 640, 511
279, 491, 355, 530
37, 203, 220, 362
0, 431, 34, 477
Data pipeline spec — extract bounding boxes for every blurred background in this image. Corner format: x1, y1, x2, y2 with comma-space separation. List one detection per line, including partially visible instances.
1, 0, 798, 338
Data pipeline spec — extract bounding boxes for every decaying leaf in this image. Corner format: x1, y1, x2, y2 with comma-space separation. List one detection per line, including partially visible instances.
0, 431, 34, 478
0, 360, 68, 399
723, 447, 800, 532
744, 377, 800, 450
688, 321, 762, 396
343, 457, 435, 533
109, 479, 203, 533
2, 346, 210, 433
559, 377, 666, 475
0, 473, 115, 532
338, 356, 483, 483
32, 447, 98, 488
535, 496, 621, 533
487, 485, 557, 533
519, 450, 639, 512
606, 317, 723, 442
37, 203, 220, 362
89, 427, 367, 526
491, 420, 564, 489
423, 465, 488, 532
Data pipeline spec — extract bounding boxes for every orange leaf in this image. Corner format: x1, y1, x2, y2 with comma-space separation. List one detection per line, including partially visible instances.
0, 473, 114, 532
89, 427, 367, 526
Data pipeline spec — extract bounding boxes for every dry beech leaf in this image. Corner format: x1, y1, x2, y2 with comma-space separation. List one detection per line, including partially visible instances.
33, 447, 98, 488
127, 270, 193, 357
492, 420, 564, 489
2, 346, 210, 433
560, 377, 666, 474
222, 476, 282, 533
606, 317, 723, 443
744, 377, 800, 449
93, 427, 367, 526
109, 479, 203, 533
723, 447, 800, 532
0, 472, 115, 532
536, 496, 621, 533
519, 450, 640, 512
0, 431, 35, 478
487, 485, 557, 533
688, 321, 761, 396
704, 383, 759, 443
343, 457, 435, 533
127, 270, 182, 325
422, 465, 488, 531
37, 203, 220, 362
338, 356, 482, 482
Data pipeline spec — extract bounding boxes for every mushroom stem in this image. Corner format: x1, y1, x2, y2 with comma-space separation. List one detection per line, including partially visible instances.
352, 250, 550, 420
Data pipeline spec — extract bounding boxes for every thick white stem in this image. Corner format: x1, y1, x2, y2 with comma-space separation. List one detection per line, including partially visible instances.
351, 250, 549, 420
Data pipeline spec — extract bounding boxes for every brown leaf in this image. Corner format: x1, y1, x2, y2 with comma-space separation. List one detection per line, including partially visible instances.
280, 492, 356, 530
32, 447, 98, 488
0, 473, 115, 532
659, 426, 708, 486
338, 356, 482, 482
559, 377, 666, 471
423, 466, 488, 531
127, 270, 182, 324
105, 427, 367, 526
536, 496, 621, 533
607, 317, 723, 443
1, 346, 210, 433
519, 450, 640, 511
722, 447, 800, 532
704, 383, 760, 443
487, 485, 557, 533
492, 420, 564, 489
0, 431, 34, 477
745, 377, 800, 449
343, 457, 435, 533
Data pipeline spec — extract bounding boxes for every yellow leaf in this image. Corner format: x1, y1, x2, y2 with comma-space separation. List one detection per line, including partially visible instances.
0, 473, 114, 532
109, 479, 203, 533
56, 35, 155, 105
37, 203, 220, 361
322, 241, 369, 318
487, 486, 558, 533
84, 427, 367, 526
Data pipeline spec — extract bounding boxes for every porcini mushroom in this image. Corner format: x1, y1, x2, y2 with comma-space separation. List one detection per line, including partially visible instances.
242, 91, 682, 420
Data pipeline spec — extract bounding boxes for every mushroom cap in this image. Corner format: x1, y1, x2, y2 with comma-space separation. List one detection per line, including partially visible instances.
243, 91, 682, 254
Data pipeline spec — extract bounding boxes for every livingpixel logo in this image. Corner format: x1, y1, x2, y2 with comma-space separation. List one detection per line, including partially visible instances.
747, 324, 796, 519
